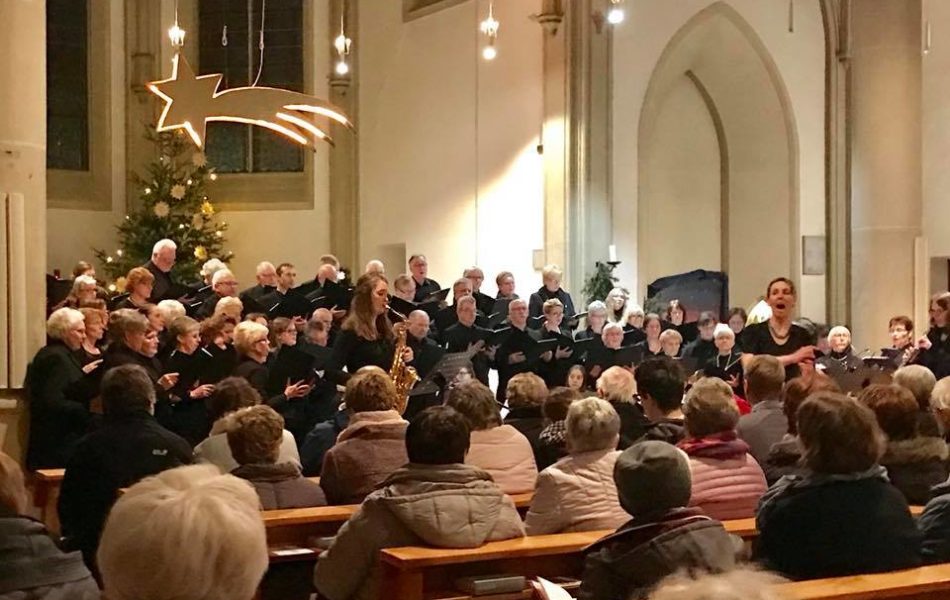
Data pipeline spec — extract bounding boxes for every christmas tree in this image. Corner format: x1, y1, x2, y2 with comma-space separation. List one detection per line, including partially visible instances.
581, 261, 620, 305
94, 128, 231, 291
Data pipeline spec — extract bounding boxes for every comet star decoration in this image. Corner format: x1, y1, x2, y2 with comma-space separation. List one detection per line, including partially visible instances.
148, 54, 354, 149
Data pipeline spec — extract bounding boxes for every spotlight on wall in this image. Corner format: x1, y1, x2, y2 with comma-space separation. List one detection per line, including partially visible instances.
606, 0, 625, 25
480, 1, 499, 61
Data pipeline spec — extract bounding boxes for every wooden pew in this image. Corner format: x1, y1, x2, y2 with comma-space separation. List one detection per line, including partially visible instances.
30, 468, 65, 534
779, 564, 950, 599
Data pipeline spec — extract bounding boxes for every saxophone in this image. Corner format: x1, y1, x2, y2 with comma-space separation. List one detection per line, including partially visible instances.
389, 308, 421, 404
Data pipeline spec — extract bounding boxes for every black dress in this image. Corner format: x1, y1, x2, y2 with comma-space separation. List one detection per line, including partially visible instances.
741, 321, 813, 379
442, 322, 492, 385
161, 349, 212, 446
328, 328, 395, 383
915, 327, 950, 379
528, 287, 576, 329
24, 342, 92, 469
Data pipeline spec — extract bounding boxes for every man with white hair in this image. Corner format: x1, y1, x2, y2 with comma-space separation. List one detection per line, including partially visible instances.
364, 259, 385, 276
196, 268, 239, 319
144, 239, 177, 302
442, 295, 492, 385
97, 465, 268, 600
405, 310, 445, 383
434, 277, 474, 334
240, 261, 278, 304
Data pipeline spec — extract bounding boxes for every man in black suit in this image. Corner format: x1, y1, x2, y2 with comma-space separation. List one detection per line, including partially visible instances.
434, 278, 473, 336
409, 254, 441, 302
239, 261, 277, 305
144, 239, 177, 303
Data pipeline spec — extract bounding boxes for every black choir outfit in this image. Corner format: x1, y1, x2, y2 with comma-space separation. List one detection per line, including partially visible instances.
329, 328, 395, 383
240, 283, 276, 305
442, 322, 493, 385
915, 326, 950, 379
528, 287, 576, 328
741, 321, 813, 379
161, 348, 213, 446
412, 276, 442, 303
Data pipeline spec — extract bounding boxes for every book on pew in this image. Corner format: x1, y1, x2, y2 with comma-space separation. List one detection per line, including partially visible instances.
531, 577, 575, 600
455, 575, 527, 596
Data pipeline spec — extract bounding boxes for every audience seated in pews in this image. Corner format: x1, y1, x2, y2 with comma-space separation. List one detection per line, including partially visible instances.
194, 377, 301, 472
227, 405, 326, 509
736, 355, 788, 465
648, 568, 787, 600
894, 365, 942, 438
445, 380, 538, 495
635, 356, 687, 445
97, 465, 268, 600
596, 366, 650, 449
59, 365, 192, 572
579, 440, 737, 600
24, 307, 96, 470
525, 397, 626, 535
756, 391, 922, 579
677, 377, 767, 520
932, 376, 950, 442
858, 384, 949, 504
502, 372, 549, 457
313, 406, 525, 600
319, 367, 409, 505
536, 386, 582, 469
0, 451, 99, 599
761, 373, 840, 485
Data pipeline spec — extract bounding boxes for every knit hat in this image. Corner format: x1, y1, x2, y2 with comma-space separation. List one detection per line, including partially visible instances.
613, 440, 692, 518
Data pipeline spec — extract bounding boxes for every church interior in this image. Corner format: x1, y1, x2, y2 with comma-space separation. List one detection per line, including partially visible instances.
4, 1, 950, 599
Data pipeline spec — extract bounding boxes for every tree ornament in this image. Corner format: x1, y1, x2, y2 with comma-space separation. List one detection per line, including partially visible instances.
200, 201, 215, 216
153, 201, 171, 218
192, 151, 207, 167
194, 245, 208, 260
147, 54, 354, 149
170, 184, 187, 200
192, 213, 204, 228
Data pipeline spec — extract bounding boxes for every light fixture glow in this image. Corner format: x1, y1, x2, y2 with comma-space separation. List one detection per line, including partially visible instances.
482, 45, 497, 61
480, 1, 499, 60
607, 7, 624, 24
335, 60, 350, 75
168, 23, 186, 47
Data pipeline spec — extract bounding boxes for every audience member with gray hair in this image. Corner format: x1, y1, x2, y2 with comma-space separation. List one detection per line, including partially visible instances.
894, 364, 942, 437
596, 366, 650, 448
0, 450, 99, 599
447, 380, 538, 494
576, 300, 608, 341
525, 397, 627, 535
648, 568, 788, 600
98, 465, 268, 600
678, 377, 767, 520
579, 441, 737, 600
227, 405, 326, 509
930, 376, 950, 441
24, 307, 94, 469
59, 365, 192, 573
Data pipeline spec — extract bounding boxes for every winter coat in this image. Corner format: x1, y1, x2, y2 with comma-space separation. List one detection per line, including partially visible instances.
881, 437, 950, 505
763, 435, 805, 485
313, 463, 526, 600
578, 508, 737, 600
58, 411, 192, 571
231, 462, 326, 509
736, 398, 788, 465
24, 341, 92, 470
919, 478, 950, 562
504, 405, 546, 457
194, 416, 301, 474
299, 410, 350, 476
610, 400, 651, 450
0, 510, 99, 600
320, 410, 408, 505
525, 449, 627, 535
466, 425, 538, 494
756, 466, 922, 579
678, 433, 768, 520
637, 418, 686, 446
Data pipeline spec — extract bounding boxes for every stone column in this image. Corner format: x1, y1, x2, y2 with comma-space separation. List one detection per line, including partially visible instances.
849, 0, 922, 348
0, 0, 47, 461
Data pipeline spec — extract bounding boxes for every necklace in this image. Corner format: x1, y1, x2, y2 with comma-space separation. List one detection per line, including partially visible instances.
768, 322, 790, 341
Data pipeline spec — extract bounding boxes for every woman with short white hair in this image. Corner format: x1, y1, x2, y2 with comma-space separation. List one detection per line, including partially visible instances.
659, 328, 684, 358
157, 299, 186, 324
232, 321, 311, 413
577, 300, 608, 341
214, 295, 243, 321
525, 397, 626, 535
200, 258, 227, 284
816, 325, 862, 373
24, 308, 96, 469
97, 465, 268, 600
528, 264, 576, 328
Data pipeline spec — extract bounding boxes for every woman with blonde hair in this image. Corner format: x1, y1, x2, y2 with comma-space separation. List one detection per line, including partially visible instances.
528, 264, 576, 328
232, 321, 311, 411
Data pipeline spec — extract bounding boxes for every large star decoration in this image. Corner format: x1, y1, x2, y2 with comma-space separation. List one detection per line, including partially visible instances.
147, 54, 354, 148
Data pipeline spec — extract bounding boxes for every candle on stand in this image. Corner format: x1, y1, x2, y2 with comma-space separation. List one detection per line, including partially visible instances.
608, 244, 617, 263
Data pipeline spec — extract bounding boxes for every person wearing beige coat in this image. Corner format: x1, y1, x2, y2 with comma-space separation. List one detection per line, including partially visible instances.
447, 380, 538, 494
525, 397, 628, 535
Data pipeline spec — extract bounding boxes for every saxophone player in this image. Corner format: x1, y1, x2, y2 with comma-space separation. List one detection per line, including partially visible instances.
328, 273, 413, 383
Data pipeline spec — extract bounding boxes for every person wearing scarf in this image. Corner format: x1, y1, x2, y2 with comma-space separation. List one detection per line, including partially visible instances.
676, 378, 767, 521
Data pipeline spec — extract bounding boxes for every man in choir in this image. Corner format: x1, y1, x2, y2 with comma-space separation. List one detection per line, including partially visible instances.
405, 310, 444, 379
434, 278, 473, 334
443, 295, 491, 384
409, 254, 441, 302
683, 312, 719, 365
392, 274, 416, 303
496, 271, 518, 300
196, 269, 239, 319
320, 254, 341, 269
239, 261, 277, 305
364, 259, 385, 276
144, 239, 177, 302
495, 298, 544, 401
464, 267, 485, 293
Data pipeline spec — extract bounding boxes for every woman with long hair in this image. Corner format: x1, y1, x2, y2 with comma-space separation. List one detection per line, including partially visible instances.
330, 272, 411, 382
914, 292, 950, 379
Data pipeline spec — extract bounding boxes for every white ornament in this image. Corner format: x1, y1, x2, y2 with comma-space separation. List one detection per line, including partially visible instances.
192, 213, 204, 228
153, 201, 170, 218
192, 152, 207, 167
171, 184, 186, 200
